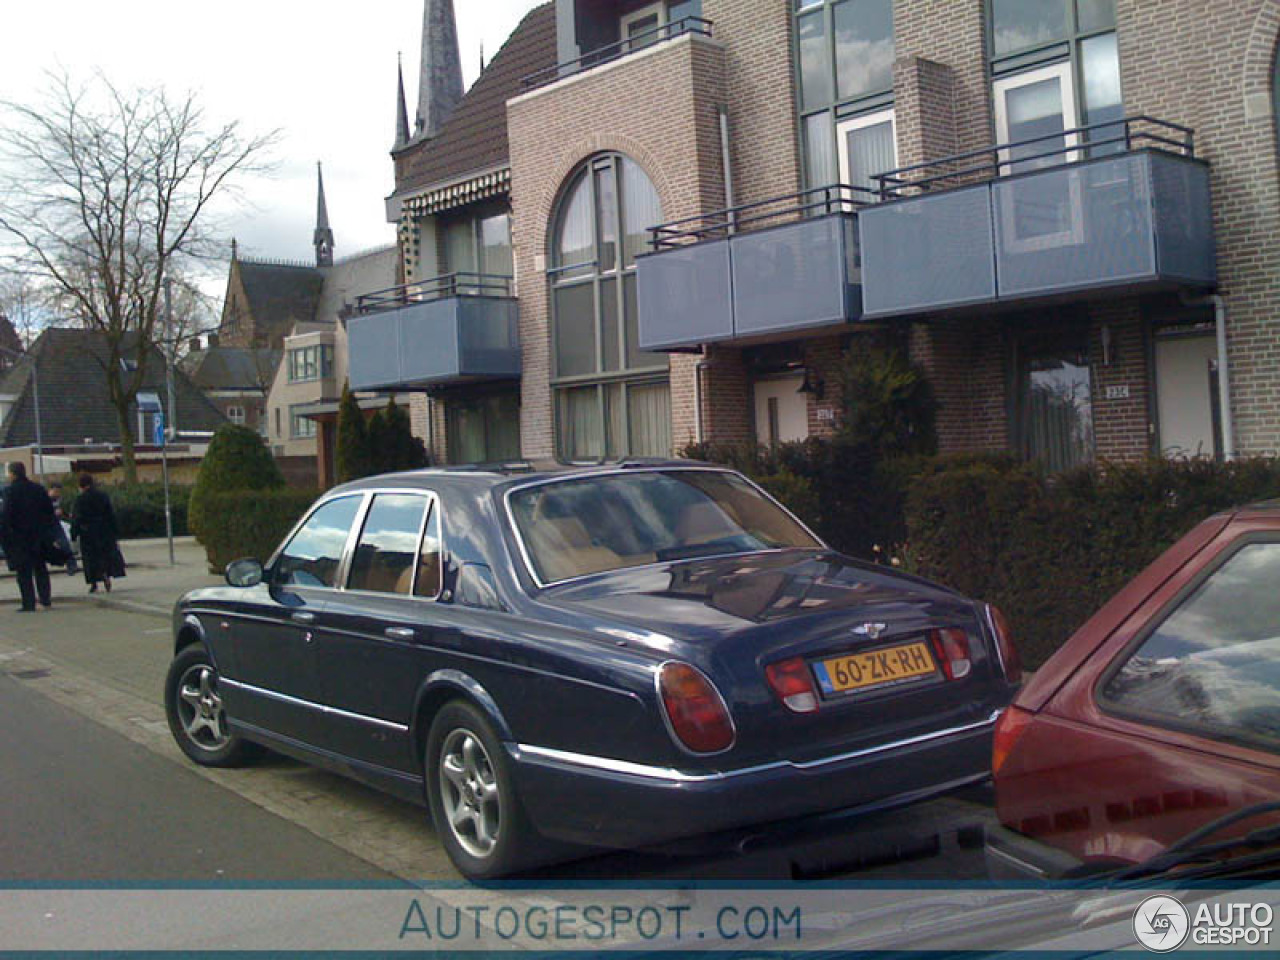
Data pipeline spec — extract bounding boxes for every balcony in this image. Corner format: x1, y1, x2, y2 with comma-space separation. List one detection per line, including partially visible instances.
858, 117, 1216, 319
635, 187, 869, 352
347, 274, 520, 392
521, 15, 713, 92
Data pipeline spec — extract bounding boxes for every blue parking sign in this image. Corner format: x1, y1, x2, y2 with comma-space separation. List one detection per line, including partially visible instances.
153, 411, 166, 447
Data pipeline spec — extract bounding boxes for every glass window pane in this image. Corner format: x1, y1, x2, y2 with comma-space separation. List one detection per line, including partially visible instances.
275, 496, 361, 588
843, 115, 896, 194
347, 494, 428, 595
595, 166, 619, 273
605, 382, 625, 459
447, 400, 488, 464
1081, 32, 1124, 156
992, 0, 1068, 56
798, 10, 832, 110
624, 273, 665, 370
555, 172, 594, 276
627, 382, 672, 457
414, 504, 442, 598
444, 219, 477, 275
487, 393, 522, 461
834, 0, 894, 101
1104, 542, 1280, 753
804, 112, 837, 188
667, 0, 701, 23
559, 386, 604, 460
621, 157, 663, 266
601, 277, 620, 372
1006, 76, 1067, 169
479, 214, 513, 279
1019, 349, 1093, 471
554, 283, 598, 377
1075, 0, 1115, 33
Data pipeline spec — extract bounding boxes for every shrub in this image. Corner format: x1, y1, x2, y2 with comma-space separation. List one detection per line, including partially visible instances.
369, 396, 428, 475
196, 489, 319, 572
188, 424, 285, 542
905, 457, 1280, 668
336, 381, 371, 483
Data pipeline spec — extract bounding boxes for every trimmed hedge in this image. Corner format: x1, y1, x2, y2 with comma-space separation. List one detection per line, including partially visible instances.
196, 489, 320, 573
905, 457, 1280, 668
189, 425, 285, 543
59, 482, 192, 539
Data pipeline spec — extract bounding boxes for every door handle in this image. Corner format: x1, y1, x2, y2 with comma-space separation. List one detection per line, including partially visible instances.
384, 626, 415, 641
291, 611, 316, 624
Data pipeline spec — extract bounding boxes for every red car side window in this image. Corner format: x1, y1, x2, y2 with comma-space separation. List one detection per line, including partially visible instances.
1102, 541, 1280, 754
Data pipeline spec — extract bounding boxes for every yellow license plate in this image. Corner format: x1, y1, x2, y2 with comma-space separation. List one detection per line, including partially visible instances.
813, 642, 937, 695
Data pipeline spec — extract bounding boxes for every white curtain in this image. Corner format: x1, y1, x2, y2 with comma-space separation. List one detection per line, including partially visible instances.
621, 158, 662, 265
845, 118, 896, 194
555, 174, 594, 270
627, 382, 672, 458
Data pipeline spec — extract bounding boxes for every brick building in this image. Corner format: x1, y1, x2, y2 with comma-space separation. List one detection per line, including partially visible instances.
351, 0, 1280, 469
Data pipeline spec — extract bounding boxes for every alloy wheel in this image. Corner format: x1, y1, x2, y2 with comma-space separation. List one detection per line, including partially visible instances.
175, 663, 230, 752
438, 728, 501, 859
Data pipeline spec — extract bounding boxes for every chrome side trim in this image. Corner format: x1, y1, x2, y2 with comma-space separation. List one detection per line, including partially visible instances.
220, 678, 410, 734
515, 710, 1002, 784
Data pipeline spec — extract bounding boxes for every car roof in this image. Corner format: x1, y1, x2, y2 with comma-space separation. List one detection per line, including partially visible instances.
325, 459, 724, 498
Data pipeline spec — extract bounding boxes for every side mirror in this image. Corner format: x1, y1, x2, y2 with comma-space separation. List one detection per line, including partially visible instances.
225, 558, 265, 588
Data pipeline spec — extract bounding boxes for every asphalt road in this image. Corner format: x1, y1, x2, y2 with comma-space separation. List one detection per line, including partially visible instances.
0, 671, 398, 883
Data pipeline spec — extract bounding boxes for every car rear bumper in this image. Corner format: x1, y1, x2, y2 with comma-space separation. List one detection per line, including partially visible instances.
984, 823, 1086, 880
509, 711, 1000, 849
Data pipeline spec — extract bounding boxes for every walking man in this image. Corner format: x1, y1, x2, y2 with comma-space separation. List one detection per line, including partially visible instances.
1, 461, 55, 611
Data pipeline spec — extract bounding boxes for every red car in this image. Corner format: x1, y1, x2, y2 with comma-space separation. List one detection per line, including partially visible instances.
987, 504, 1280, 879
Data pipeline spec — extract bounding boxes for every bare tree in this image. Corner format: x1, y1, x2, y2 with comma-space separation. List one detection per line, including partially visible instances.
0, 71, 275, 481
0, 270, 48, 350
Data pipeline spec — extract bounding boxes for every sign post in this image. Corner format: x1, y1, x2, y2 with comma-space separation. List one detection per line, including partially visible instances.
138, 392, 175, 566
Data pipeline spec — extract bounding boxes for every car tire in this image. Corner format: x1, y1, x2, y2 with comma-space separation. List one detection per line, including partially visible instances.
164, 644, 256, 768
426, 700, 545, 880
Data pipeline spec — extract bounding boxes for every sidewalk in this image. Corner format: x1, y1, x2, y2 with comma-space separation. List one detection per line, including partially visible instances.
20, 537, 221, 619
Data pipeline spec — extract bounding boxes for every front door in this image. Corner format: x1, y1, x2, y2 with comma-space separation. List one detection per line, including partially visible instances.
1156, 332, 1220, 458
224, 494, 363, 747
754, 374, 809, 446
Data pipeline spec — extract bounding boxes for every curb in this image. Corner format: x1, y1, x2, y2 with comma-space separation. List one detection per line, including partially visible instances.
93, 596, 172, 621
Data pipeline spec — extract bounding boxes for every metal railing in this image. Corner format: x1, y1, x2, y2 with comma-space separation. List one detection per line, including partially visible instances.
872, 115, 1196, 201
521, 16, 713, 92
646, 184, 875, 250
355, 273, 513, 315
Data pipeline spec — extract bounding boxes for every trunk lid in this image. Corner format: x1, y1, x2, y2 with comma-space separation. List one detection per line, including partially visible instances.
538, 550, 1013, 764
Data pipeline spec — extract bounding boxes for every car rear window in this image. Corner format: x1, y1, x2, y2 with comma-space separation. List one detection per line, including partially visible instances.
1102, 540, 1280, 752
508, 469, 821, 585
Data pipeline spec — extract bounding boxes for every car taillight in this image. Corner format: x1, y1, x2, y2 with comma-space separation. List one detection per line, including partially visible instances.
764, 657, 820, 714
658, 662, 735, 754
986, 604, 1023, 684
929, 628, 972, 680
992, 704, 1034, 776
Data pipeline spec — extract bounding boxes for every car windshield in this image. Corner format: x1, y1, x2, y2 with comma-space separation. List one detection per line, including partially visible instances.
508, 469, 822, 585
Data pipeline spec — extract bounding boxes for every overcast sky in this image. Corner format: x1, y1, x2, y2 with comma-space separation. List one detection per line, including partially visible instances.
1, 0, 544, 282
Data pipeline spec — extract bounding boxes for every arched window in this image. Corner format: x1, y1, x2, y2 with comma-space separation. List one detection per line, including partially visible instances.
550, 154, 670, 461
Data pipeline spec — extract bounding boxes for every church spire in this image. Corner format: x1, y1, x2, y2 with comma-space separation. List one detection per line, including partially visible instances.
394, 52, 411, 150
314, 162, 334, 268
415, 0, 464, 140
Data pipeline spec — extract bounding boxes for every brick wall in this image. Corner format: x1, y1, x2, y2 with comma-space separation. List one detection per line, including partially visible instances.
910, 319, 1008, 453
507, 34, 729, 459
1116, 0, 1280, 455
1089, 299, 1152, 461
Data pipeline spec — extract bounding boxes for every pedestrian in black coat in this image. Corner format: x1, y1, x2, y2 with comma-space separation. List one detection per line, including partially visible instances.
71, 474, 126, 593
0, 461, 56, 611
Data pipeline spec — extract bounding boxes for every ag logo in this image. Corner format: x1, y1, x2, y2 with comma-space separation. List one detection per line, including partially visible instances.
854, 623, 887, 640
1134, 895, 1190, 952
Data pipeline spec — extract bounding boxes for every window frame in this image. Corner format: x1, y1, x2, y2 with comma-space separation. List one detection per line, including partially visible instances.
287, 344, 334, 384
342, 490, 443, 600
1095, 533, 1280, 758
226, 404, 246, 426
289, 403, 318, 440
548, 153, 670, 462
439, 206, 514, 283
1009, 324, 1095, 471
836, 106, 898, 197
269, 488, 447, 602
795, 0, 897, 192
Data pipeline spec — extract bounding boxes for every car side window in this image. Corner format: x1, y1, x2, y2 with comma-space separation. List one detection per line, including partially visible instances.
414, 503, 443, 599
274, 496, 362, 589
347, 494, 429, 595
1102, 540, 1280, 753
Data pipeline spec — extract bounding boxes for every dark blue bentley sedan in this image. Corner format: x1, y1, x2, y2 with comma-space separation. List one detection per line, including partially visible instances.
164, 461, 1021, 878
